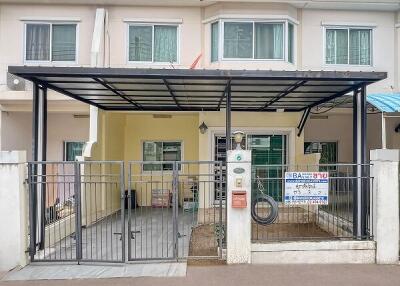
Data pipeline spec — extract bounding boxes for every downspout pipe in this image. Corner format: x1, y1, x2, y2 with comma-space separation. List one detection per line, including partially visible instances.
83, 8, 107, 158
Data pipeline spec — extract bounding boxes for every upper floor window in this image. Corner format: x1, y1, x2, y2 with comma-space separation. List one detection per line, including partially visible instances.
211, 20, 295, 63
211, 22, 219, 62
325, 27, 372, 66
128, 24, 178, 63
25, 23, 77, 63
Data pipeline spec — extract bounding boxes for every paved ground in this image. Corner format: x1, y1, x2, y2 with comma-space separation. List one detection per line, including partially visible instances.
2, 263, 186, 281
37, 208, 195, 261
1, 264, 400, 286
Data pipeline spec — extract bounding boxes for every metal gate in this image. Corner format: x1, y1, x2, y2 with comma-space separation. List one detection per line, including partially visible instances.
28, 161, 125, 263
127, 161, 225, 261
28, 160, 225, 263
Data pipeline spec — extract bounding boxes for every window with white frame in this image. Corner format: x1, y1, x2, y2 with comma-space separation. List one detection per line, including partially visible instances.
142, 141, 182, 171
304, 141, 338, 171
64, 141, 85, 161
211, 22, 219, 62
325, 27, 372, 66
128, 24, 178, 63
25, 22, 77, 63
211, 20, 295, 62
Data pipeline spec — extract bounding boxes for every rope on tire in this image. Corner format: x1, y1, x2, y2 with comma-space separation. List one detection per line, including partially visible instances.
251, 175, 279, 225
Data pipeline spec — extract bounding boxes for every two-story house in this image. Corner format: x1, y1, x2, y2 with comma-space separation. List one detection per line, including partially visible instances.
1, 0, 400, 271
0, 1, 399, 165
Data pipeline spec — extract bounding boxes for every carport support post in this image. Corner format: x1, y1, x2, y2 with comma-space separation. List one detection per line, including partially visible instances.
31, 83, 48, 252
352, 86, 367, 239
226, 84, 231, 152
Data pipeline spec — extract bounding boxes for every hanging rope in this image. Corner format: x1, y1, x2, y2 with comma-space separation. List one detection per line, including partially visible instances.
251, 176, 279, 225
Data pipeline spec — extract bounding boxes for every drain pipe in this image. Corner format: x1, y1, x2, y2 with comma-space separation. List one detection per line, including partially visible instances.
84, 8, 107, 159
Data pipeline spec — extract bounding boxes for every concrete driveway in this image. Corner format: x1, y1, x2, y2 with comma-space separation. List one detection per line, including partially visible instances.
1, 264, 400, 286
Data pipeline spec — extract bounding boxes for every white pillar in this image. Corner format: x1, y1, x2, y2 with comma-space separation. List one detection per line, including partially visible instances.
371, 149, 400, 264
0, 151, 28, 271
226, 150, 251, 264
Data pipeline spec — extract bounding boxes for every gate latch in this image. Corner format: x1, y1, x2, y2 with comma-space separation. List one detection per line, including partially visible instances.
130, 230, 140, 239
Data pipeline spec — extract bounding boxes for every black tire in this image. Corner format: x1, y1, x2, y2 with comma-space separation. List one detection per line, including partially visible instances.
251, 195, 279, 225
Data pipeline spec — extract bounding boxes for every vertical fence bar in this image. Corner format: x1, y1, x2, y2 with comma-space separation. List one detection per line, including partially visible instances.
172, 162, 178, 260
28, 163, 37, 261
120, 161, 126, 262
127, 162, 132, 261
74, 162, 82, 262
218, 161, 223, 258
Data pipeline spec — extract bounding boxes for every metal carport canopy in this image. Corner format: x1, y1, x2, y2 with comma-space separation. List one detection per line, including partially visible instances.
8, 66, 387, 112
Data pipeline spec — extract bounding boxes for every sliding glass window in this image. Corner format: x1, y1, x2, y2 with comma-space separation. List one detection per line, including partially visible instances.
211, 22, 219, 62
254, 23, 284, 59
128, 24, 178, 63
25, 22, 77, 63
325, 27, 372, 66
217, 20, 295, 62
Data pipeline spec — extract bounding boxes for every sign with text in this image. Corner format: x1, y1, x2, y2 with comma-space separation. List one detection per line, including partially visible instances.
284, 172, 329, 205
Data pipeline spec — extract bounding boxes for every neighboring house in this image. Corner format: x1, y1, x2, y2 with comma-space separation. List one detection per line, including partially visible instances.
0, 0, 399, 163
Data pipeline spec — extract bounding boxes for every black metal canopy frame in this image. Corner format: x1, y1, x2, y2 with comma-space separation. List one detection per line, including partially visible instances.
8, 66, 387, 241
8, 66, 386, 112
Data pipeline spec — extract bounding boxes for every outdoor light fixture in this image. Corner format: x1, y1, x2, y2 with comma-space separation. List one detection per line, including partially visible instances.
199, 121, 208, 134
233, 131, 245, 150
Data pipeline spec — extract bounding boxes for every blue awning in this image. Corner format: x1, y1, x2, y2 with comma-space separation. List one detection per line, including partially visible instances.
367, 93, 400, 112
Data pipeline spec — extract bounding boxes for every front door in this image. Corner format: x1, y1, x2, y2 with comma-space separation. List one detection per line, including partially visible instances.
214, 134, 287, 201
249, 135, 287, 201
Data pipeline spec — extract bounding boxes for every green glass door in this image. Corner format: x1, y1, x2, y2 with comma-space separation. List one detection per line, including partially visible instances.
249, 135, 287, 201
214, 133, 287, 202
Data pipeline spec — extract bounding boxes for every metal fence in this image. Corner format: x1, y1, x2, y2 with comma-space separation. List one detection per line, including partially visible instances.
127, 161, 225, 261
251, 163, 373, 242
28, 161, 125, 263
28, 160, 371, 262
28, 160, 225, 263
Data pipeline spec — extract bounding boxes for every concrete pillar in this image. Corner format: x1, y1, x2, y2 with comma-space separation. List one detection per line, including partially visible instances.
226, 150, 251, 264
370, 149, 400, 264
0, 151, 28, 271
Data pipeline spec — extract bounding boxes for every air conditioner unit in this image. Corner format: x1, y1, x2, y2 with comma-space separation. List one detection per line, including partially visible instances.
7, 73, 25, 91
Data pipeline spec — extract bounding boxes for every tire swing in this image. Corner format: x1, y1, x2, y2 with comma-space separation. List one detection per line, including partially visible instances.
251, 176, 279, 225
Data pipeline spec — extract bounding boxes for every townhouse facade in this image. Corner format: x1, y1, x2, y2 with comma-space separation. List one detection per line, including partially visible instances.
0, 1, 399, 166
0, 1, 400, 272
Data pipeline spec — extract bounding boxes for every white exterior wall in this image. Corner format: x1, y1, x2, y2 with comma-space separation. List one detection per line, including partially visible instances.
106, 6, 202, 69
304, 112, 389, 163
371, 149, 400, 264
0, 2, 398, 164
0, 151, 28, 271
203, 2, 299, 70
1, 112, 89, 160
301, 9, 396, 93
251, 241, 376, 264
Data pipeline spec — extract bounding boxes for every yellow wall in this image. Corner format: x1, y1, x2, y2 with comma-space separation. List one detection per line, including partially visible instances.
123, 113, 199, 162
87, 112, 200, 207
82, 111, 126, 225
123, 113, 199, 206
86, 111, 319, 208
198, 111, 314, 165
